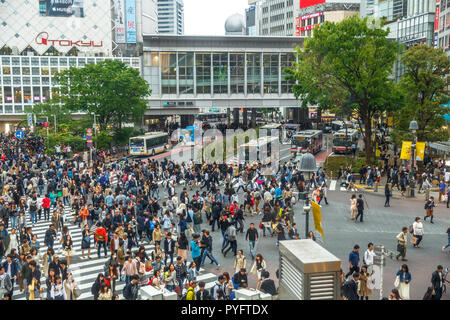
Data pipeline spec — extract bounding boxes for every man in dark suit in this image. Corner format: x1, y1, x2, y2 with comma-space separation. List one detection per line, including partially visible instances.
344, 272, 360, 300
163, 232, 176, 265
355, 194, 364, 222
288, 223, 300, 239
258, 271, 277, 296
431, 265, 445, 300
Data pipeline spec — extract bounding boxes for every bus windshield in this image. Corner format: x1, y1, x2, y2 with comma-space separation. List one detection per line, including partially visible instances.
333, 137, 350, 147
293, 139, 309, 148
130, 138, 144, 148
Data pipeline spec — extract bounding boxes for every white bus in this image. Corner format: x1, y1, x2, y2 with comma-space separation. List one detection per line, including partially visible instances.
291, 130, 323, 156
260, 123, 283, 141
332, 128, 359, 154
129, 132, 169, 156
238, 136, 279, 165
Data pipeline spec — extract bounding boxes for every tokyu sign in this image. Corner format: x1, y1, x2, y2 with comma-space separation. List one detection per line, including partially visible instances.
35, 32, 103, 47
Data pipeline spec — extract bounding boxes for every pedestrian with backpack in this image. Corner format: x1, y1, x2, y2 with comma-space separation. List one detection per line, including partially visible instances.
223, 223, 237, 257
94, 222, 108, 258
211, 275, 226, 300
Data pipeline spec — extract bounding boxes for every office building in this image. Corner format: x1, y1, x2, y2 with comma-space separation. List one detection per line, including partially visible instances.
141, 34, 305, 127
259, 0, 299, 36
437, 0, 449, 56
157, 0, 184, 35
296, 0, 360, 37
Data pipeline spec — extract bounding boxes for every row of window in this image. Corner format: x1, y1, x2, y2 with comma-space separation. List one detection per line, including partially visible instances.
0, 86, 52, 106
0, 56, 139, 68
271, 13, 285, 22
145, 52, 295, 95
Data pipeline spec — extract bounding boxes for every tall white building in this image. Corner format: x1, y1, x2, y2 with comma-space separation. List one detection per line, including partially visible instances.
259, 0, 299, 36
157, 0, 184, 35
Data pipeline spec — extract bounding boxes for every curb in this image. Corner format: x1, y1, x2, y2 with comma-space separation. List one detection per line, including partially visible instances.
354, 186, 433, 201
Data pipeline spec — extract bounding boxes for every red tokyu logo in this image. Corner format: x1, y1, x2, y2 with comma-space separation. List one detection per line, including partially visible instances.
35, 32, 103, 47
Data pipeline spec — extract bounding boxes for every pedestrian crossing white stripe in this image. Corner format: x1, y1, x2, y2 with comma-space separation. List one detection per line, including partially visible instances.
329, 180, 336, 191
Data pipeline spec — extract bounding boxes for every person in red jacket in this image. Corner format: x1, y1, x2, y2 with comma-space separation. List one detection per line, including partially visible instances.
94, 223, 108, 258
42, 195, 51, 221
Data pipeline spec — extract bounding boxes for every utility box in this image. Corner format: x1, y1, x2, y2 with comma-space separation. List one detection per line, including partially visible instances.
279, 239, 341, 300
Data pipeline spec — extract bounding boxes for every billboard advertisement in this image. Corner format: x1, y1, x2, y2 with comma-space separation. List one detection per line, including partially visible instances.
113, 0, 126, 43
125, 0, 137, 44
39, 0, 85, 18
300, 0, 326, 9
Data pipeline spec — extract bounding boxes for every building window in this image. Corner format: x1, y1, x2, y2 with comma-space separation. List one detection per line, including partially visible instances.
263, 53, 279, 94
3, 87, 12, 104
160, 52, 177, 95
196, 53, 211, 94
213, 53, 228, 94
281, 53, 295, 93
14, 87, 22, 104
230, 53, 244, 94
247, 53, 261, 94
178, 52, 194, 94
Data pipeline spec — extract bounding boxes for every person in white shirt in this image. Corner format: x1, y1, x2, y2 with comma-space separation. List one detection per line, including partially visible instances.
412, 217, 424, 248
363, 242, 376, 274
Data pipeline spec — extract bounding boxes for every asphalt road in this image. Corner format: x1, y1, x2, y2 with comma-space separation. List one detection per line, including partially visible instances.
141, 140, 449, 300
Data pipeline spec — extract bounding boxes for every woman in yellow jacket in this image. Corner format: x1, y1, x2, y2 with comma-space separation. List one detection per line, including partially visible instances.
152, 224, 164, 246
186, 280, 197, 300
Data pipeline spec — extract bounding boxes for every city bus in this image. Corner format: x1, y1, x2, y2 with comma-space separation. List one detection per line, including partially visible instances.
260, 123, 283, 141
129, 132, 169, 156
196, 112, 227, 124
290, 130, 323, 156
331, 120, 353, 132
332, 128, 359, 154
238, 136, 279, 165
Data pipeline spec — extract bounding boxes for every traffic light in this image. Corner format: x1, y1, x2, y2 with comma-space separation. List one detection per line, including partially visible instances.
43, 122, 48, 128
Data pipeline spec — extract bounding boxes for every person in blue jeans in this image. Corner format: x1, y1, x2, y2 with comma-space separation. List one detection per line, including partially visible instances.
245, 223, 259, 260
200, 230, 220, 269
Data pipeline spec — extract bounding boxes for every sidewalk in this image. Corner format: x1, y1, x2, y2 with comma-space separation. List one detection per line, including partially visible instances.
352, 180, 441, 201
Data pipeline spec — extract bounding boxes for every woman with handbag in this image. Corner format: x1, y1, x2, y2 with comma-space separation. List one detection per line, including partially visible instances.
105, 264, 118, 295
412, 217, 424, 248
395, 264, 411, 300
63, 272, 80, 300
250, 254, 267, 281
164, 263, 177, 292
358, 265, 372, 300
61, 234, 75, 267
81, 224, 92, 259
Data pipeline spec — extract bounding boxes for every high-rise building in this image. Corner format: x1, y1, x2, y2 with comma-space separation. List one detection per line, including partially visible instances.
259, 0, 299, 36
436, 0, 449, 56
246, 0, 261, 35
157, 0, 184, 35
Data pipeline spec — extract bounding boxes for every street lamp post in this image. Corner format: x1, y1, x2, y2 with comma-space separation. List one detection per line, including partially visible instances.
299, 152, 317, 238
409, 120, 418, 197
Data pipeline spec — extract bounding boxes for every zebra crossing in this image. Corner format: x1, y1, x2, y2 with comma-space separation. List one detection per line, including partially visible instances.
328, 180, 358, 192
7, 204, 221, 300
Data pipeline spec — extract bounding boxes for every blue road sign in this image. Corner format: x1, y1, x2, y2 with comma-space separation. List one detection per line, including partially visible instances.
87, 135, 93, 142
15, 130, 24, 139
87, 142, 93, 148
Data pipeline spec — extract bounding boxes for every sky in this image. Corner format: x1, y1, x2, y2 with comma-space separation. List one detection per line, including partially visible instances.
184, 0, 248, 36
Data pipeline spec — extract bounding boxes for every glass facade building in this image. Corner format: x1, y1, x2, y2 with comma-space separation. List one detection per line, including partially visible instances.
145, 51, 296, 96
0, 56, 140, 115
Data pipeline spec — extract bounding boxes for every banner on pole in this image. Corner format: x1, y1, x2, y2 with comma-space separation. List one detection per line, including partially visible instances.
311, 200, 325, 243
415, 142, 426, 161
400, 141, 412, 160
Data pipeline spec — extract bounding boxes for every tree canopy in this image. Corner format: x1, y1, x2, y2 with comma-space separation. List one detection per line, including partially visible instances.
51, 59, 151, 131
284, 15, 401, 162
392, 44, 449, 144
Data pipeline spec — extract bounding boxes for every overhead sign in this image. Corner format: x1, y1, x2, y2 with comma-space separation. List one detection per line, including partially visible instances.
113, 0, 126, 43
39, 0, 85, 18
300, 0, 326, 9
36, 32, 103, 48
125, 0, 137, 44
15, 131, 24, 140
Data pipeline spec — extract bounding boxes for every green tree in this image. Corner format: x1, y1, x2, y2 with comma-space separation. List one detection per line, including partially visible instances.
394, 44, 449, 143
52, 59, 151, 131
284, 16, 400, 162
